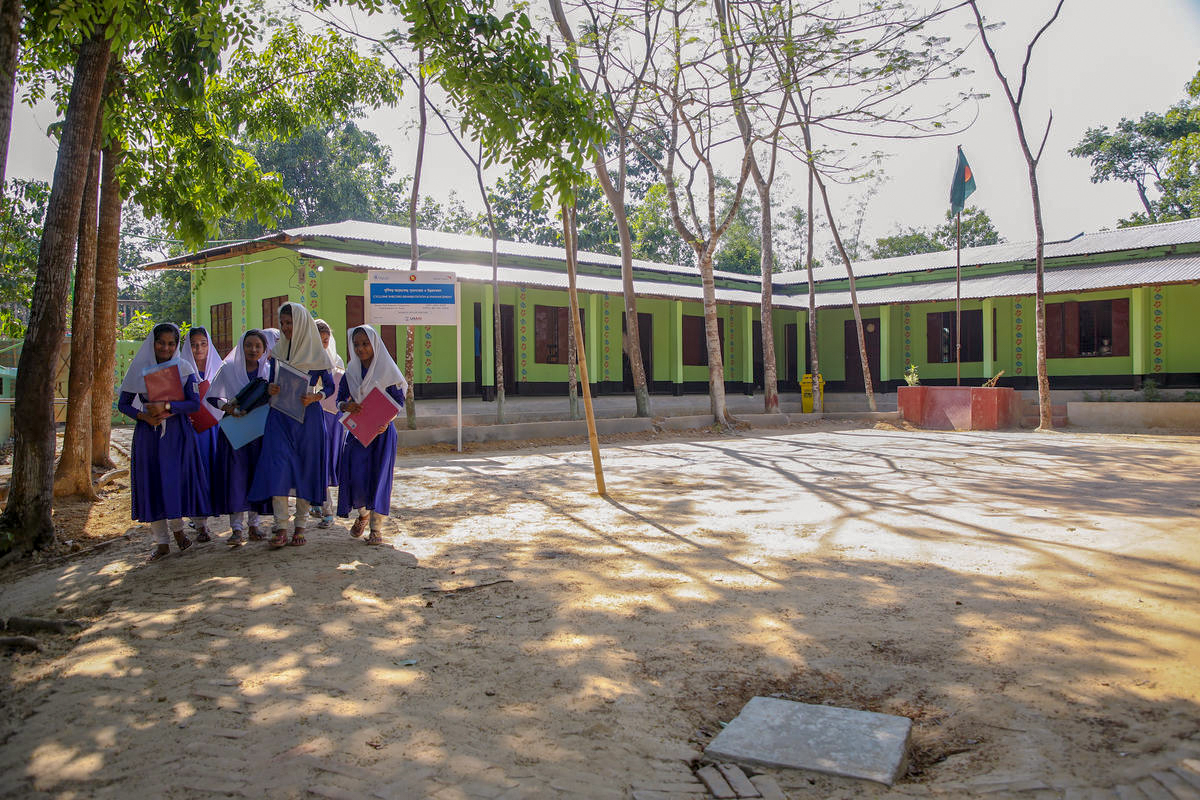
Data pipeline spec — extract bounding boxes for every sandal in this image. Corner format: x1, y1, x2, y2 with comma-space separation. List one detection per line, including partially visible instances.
247, 525, 265, 541
173, 530, 193, 551
317, 515, 334, 529
147, 545, 170, 563
228, 530, 246, 546
289, 529, 307, 547
195, 526, 211, 543
268, 529, 288, 549
365, 530, 384, 546
350, 515, 368, 538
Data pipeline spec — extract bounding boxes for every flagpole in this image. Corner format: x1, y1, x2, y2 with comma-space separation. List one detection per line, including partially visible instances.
956, 211, 962, 386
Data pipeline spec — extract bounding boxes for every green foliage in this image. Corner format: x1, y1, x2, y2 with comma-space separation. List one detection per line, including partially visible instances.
1070, 84, 1199, 226
141, 270, 192, 325
714, 212, 761, 275
487, 171, 619, 255
630, 184, 695, 268
219, 121, 407, 239
903, 364, 919, 386
0, 179, 50, 318
1141, 379, 1161, 402
869, 207, 1002, 259
395, 0, 608, 211
120, 310, 155, 341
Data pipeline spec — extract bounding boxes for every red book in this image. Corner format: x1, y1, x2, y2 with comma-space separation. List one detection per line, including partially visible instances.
340, 386, 401, 447
188, 380, 219, 433
142, 361, 185, 402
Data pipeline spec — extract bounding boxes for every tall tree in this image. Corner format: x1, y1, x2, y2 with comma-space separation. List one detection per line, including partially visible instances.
91, 137, 122, 469
551, 0, 654, 417
52, 105, 104, 498
1069, 106, 1198, 225
0, 0, 19, 193
968, 0, 1064, 430
0, 28, 110, 553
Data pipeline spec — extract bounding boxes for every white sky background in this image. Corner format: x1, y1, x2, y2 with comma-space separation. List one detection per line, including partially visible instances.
6, 0, 1200, 259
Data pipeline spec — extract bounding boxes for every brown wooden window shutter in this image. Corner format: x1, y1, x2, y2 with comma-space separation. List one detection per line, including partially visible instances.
1045, 304, 1063, 357
1111, 298, 1130, 356
1063, 301, 1080, 357
927, 312, 945, 363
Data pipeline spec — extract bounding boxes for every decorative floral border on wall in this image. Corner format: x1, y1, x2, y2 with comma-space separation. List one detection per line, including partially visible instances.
239, 263, 247, 331
424, 326, 434, 383
1152, 285, 1165, 373
306, 261, 319, 316
902, 304, 912, 367
518, 286, 528, 382
602, 295, 611, 380
1013, 299, 1025, 376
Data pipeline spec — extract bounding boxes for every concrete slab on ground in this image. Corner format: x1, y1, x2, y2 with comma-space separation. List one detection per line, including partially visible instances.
704, 696, 912, 787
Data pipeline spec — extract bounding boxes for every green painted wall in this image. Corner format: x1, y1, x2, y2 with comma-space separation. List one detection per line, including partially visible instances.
1163, 284, 1200, 375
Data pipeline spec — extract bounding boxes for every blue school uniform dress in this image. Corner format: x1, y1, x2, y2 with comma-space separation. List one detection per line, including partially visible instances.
323, 403, 345, 490
336, 367, 404, 516
119, 377, 212, 523
248, 362, 334, 506
208, 371, 272, 517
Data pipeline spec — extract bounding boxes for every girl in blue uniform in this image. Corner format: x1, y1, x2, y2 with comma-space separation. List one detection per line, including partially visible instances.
207, 329, 273, 545
248, 302, 334, 548
314, 318, 345, 529
187, 326, 222, 542
118, 323, 212, 562
336, 325, 407, 546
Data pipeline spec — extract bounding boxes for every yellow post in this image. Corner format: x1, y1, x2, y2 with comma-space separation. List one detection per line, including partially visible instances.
563, 205, 606, 495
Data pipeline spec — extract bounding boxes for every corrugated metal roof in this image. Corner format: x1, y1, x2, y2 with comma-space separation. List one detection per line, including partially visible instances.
774, 217, 1200, 286
283, 220, 759, 285
293, 248, 807, 310
810, 253, 1200, 308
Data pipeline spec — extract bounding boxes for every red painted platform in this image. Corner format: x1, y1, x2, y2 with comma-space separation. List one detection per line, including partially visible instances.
897, 386, 1021, 430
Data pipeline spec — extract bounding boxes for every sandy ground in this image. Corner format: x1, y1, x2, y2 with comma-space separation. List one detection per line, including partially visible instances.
1, 421, 1199, 799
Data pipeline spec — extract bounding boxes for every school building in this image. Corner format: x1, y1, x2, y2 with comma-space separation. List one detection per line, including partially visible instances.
146, 217, 1200, 398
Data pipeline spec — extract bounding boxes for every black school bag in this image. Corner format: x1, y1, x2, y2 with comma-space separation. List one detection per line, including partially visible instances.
233, 377, 270, 413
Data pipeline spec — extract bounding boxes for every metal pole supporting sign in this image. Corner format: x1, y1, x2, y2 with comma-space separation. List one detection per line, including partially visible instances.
365, 269, 462, 452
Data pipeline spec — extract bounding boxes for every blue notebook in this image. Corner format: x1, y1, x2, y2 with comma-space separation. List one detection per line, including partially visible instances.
219, 405, 270, 450
270, 361, 310, 423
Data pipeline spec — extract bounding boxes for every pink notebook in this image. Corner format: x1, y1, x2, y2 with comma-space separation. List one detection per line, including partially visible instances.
340, 386, 401, 447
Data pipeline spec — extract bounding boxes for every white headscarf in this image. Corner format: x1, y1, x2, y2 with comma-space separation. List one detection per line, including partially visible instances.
119, 323, 198, 396
277, 302, 333, 372
208, 329, 272, 401
188, 326, 222, 383
315, 318, 345, 371
261, 328, 281, 355
345, 324, 408, 403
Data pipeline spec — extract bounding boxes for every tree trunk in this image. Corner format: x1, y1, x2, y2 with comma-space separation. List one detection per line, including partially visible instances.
814, 166, 876, 412
53, 106, 103, 499
698, 248, 729, 424
804, 157, 821, 412
567, 294, 580, 420
0, 32, 110, 553
593, 147, 650, 417
404, 46, 427, 431
490, 230, 505, 424
758, 177, 778, 412
91, 138, 122, 469
0, 0, 21, 194
1030, 166, 1052, 430
1134, 180, 1156, 223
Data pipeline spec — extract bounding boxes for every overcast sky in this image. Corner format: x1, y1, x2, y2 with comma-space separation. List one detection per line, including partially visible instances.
6, 0, 1200, 258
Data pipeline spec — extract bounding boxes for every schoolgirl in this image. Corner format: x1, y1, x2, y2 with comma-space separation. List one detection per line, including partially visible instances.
314, 319, 346, 529
117, 323, 212, 562
187, 326, 221, 542
206, 329, 273, 545
336, 325, 407, 546
248, 302, 334, 548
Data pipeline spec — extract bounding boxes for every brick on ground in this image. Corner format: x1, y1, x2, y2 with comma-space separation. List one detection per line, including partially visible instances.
715, 763, 761, 798
696, 764, 737, 799
748, 774, 786, 800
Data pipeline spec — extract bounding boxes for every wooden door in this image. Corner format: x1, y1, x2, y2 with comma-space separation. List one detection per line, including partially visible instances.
622, 312, 652, 391
843, 317, 881, 393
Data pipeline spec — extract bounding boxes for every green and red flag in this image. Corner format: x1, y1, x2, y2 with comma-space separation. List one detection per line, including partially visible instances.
949, 145, 976, 216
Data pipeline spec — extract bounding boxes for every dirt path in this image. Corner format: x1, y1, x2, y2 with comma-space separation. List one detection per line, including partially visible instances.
2, 424, 1199, 799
